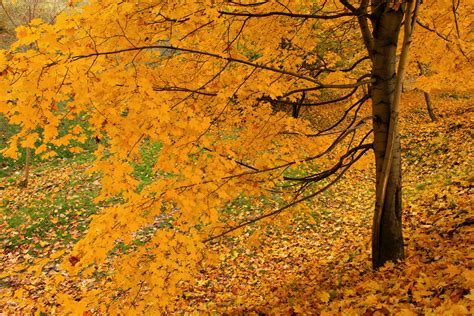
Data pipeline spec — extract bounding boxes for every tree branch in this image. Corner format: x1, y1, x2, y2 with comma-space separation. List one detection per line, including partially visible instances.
269, 86, 359, 107
356, 0, 374, 60
218, 10, 356, 20
153, 86, 217, 96
204, 145, 371, 243
283, 143, 373, 182
416, 20, 451, 42
71, 45, 324, 85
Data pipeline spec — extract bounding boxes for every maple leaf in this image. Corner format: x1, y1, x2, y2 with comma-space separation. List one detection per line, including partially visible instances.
319, 291, 330, 303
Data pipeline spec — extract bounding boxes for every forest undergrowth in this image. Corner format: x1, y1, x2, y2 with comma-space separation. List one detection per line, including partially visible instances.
0, 91, 472, 314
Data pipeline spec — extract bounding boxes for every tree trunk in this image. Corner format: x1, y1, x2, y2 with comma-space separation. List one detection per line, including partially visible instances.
370, 2, 405, 269
424, 91, 437, 122
417, 62, 437, 122
20, 147, 31, 188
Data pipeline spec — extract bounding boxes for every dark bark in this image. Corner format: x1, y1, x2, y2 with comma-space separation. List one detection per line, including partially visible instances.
424, 92, 437, 122
292, 92, 305, 118
417, 62, 437, 122
370, 1, 405, 268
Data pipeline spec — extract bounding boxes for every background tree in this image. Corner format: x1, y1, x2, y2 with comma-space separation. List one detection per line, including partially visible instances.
0, 0, 65, 47
408, 0, 472, 120
0, 0, 66, 187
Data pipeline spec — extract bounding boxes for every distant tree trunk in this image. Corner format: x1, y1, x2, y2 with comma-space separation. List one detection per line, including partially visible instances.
20, 147, 31, 188
370, 1, 406, 269
417, 62, 437, 122
424, 91, 437, 122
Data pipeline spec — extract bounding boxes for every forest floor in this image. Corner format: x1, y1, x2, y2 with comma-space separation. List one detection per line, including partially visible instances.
0, 91, 473, 314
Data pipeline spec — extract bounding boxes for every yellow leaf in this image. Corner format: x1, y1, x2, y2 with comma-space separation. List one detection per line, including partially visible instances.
71, 125, 83, 134
35, 144, 47, 154
0, 51, 7, 72
14, 288, 25, 299
398, 309, 417, 316
21, 133, 39, 148
41, 151, 58, 159
465, 289, 474, 301
16, 26, 28, 39
69, 147, 84, 153
30, 18, 44, 26
448, 304, 469, 315
445, 264, 461, 277
2, 146, 19, 159
319, 291, 330, 303
365, 294, 378, 305
462, 269, 474, 285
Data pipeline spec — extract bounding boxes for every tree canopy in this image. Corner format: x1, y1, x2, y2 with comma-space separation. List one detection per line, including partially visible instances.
0, 0, 472, 313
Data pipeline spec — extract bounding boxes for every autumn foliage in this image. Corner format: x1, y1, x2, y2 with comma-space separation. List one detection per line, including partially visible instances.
0, 0, 472, 313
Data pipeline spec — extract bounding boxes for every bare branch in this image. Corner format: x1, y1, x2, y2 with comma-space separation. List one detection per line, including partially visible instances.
226, 1, 269, 7
416, 20, 451, 42
223, 17, 249, 52
218, 10, 356, 20
339, 0, 357, 13
451, 0, 461, 38
283, 143, 373, 182
153, 86, 217, 96
0, 0, 18, 27
71, 45, 324, 85
204, 145, 371, 243
268, 86, 359, 107
356, 0, 374, 60
313, 94, 369, 135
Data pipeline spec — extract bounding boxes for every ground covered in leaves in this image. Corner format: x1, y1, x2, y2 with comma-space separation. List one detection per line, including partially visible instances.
0, 92, 473, 314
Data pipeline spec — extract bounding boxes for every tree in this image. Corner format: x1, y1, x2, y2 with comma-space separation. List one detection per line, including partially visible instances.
0, 0, 65, 47
409, 0, 473, 92
0, 0, 66, 188
1, 0, 468, 312
406, 0, 473, 122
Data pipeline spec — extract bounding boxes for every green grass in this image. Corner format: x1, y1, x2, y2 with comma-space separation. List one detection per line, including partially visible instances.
0, 139, 168, 258
439, 92, 471, 100
1, 187, 99, 255
132, 141, 163, 192
0, 154, 101, 256
416, 183, 427, 190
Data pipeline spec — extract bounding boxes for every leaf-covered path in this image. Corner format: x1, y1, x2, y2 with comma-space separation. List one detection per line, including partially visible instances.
0, 92, 472, 314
